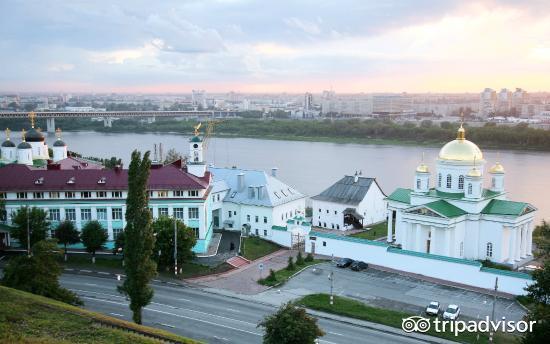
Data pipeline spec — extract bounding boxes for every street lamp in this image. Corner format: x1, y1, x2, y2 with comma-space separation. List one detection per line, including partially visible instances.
174, 217, 178, 276
328, 271, 334, 306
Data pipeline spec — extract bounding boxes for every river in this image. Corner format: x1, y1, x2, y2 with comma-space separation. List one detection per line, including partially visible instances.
46, 131, 549, 222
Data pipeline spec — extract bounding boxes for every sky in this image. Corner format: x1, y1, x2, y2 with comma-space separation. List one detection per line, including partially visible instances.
1, 0, 550, 93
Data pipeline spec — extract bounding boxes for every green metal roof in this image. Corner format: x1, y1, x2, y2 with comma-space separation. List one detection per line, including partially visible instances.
272, 225, 287, 231
425, 188, 501, 200
480, 267, 532, 280
309, 231, 389, 247
388, 247, 482, 266
482, 199, 533, 216
386, 188, 411, 204
424, 200, 467, 218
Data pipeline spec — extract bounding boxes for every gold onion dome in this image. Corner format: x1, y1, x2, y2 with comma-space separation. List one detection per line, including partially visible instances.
438, 125, 483, 162
416, 163, 429, 173
467, 167, 482, 178
489, 162, 505, 174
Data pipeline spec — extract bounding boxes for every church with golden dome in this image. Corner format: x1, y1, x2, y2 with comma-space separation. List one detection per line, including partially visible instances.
386, 125, 536, 265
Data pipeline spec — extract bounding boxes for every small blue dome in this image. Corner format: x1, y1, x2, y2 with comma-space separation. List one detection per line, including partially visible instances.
18, 141, 32, 149
2, 139, 15, 148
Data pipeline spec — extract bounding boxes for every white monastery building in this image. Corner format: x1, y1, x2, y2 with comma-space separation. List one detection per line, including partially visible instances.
386, 125, 536, 264
311, 173, 386, 231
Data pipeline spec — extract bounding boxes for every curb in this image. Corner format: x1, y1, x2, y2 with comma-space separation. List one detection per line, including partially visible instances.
261, 262, 325, 290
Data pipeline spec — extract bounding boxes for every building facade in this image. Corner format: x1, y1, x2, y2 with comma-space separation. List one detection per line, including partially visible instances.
386, 126, 536, 264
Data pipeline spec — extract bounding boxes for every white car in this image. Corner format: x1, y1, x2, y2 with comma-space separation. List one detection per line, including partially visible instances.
425, 301, 440, 316
443, 304, 460, 320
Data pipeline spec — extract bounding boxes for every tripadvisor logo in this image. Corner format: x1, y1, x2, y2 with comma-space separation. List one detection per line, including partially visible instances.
401, 316, 536, 336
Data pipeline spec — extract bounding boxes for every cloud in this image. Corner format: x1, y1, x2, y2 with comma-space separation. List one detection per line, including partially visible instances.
283, 17, 321, 35
47, 64, 75, 72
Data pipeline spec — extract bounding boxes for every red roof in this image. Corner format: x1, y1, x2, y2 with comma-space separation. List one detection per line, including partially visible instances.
0, 162, 210, 192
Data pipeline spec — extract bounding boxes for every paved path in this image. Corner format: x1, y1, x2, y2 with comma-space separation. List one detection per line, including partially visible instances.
188, 249, 297, 294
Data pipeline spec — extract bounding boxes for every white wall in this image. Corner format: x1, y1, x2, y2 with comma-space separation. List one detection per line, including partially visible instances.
305, 233, 532, 295
358, 184, 387, 225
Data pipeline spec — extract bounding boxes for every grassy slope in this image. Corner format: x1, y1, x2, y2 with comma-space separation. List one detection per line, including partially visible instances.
0, 285, 199, 344
298, 294, 517, 344
241, 237, 281, 261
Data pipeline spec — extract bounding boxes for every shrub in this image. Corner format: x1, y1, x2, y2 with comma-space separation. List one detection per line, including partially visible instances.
266, 269, 277, 282
296, 252, 305, 266
286, 256, 295, 271
305, 253, 314, 262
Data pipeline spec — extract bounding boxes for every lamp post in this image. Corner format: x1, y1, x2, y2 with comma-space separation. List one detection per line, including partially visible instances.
328, 271, 334, 306
174, 217, 178, 276
489, 277, 498, 342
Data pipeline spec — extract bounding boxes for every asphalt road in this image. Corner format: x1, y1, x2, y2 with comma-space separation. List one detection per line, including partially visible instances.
60, 273, 432, 344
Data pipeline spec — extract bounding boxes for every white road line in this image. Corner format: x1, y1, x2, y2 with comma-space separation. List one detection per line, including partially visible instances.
226, 308, 241, 313
152, 302, 178, 309
80, 270, 92, 273
64, 268, 74, 271
109, 312, 124, 317
328, 331, 344, 336
84, 283, 97, 287
152, 279, 161, 282
177, 298, 192, 302
319, 340, 339, 344
97, 272, 110, 275
157, 323, 176, 328
70, 288, 125, 299
81, 296, 262, 336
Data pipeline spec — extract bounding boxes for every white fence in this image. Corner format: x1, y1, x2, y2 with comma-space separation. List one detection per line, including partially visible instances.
305, 231, 533, 295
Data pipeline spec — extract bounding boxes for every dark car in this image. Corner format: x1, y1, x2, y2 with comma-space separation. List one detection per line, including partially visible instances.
336, 258, 354, 268
350, 261, 368, 271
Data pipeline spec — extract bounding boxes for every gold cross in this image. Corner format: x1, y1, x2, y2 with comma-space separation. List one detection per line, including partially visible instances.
5, 128, 10, 140
21, 129, 26, 141
29, 111, 36, 128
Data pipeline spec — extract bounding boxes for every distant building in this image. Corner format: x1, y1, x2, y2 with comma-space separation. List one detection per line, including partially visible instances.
496, 88, 512, 113
304, 92, 313, 111
192, 90, 207, 109
372, 93, 412, 114
511, 88, 527, 115
311, 173, 386, 231
479, 88, 497, 117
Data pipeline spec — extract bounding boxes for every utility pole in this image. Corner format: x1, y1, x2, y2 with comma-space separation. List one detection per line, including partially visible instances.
26, 209, 31, 257
174, 218, 178, 276
328, 271, 334, 306
489, 277, 498, 342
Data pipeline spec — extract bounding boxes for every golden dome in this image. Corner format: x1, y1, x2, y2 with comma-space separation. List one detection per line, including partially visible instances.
489, 162, 505, 174
416, 163, 429, 173
438, 125, 483, 162
467, 167, 482, 177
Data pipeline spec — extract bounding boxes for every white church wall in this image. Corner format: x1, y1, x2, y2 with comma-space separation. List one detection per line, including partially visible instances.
270, 228, 292, 247
357, 185, 387, 225
305, 233, 532, 295
272, 198, 306, 227
311, 199, 346, 230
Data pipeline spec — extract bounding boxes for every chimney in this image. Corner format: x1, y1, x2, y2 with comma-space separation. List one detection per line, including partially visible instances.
258, 185, 264, 199
354, 171, 359, 183
237, 173, 245, 191
271, 167, 278, 177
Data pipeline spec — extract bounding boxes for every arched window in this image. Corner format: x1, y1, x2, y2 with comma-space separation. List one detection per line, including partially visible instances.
416, 179, 421, 189
446, 174, 452, 188
468, 183, 472, 195
486, 242, 493, 258
459, 242, 464, 257
438, 174, 442, 187
458, 175, 464, 190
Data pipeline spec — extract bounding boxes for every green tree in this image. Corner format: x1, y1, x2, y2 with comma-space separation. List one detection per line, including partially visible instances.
80, 221, 108, 264
0, 197, 6, 222
152, 217, 196, 272
296, 251, 305, 266
10, 207, 49, 252
103, 156, 123, 169
118, 150, 156, 324
259, 302, 324, 344
286, 256, 295, 271
1, 239, 82, 305
533, 220, 550, 260
163, 148, 183, 164
54, 220, 80, 261
523, 261, 550, 343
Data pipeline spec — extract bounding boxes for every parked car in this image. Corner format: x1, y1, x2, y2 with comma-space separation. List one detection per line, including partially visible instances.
336, 258, 354, 268
443, 304, 460, 320
425, 301, 440, 316
350, 261, 368, 271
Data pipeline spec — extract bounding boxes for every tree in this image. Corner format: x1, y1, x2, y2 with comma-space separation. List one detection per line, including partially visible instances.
0, 197, 6, 222
1, 239, 82, 305
80, 221, 108, 264
118, 150, 156, 324
152, 217, 197, 272
286, 256, 295, 271
533, 220, 550, 260
523, 261, 550, 343
54, 220, 80, 261
103, 156, 122, 169
163, 148, 183, 164
10, 207, 49, 251
259, 302, 324, 344
296, 251, 305, 266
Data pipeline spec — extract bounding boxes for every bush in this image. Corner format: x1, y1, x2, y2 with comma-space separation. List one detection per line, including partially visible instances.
286, 256, 295, 271
266, 269, 277, 282
305, 253, 314, 262
296, 252, 305, 266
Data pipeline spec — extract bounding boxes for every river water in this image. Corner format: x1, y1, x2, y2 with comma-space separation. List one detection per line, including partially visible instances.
47, 131, 549, 222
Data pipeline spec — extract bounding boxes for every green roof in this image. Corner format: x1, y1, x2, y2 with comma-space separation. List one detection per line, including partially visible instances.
480, 267, 532, 280
272, 225, 287, 231
309, 231, 389, 247
386, 188, 411, 204
388, 247, 482, 266
425, 188, 501, 200
482, 199, 533, 217
424, 200, 467, 218
190, 136, 202, 142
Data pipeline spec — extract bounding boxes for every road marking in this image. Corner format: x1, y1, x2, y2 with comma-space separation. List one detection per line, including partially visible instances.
153, 279, 161, 282
64, 268, 74, 271
81, 297, 262, 336
505, 302, 515, 311
177, 298, 192, 302
213, 336, 229, 341
84, 283, 98, 287
167, 282, 179, 286
319, 340, 339, 344
152, 302, 178, 309
80, 270, 92, 273
226, 308, 241, 313
109, 312, 124, 317
157, 323, 175, 328
328, 331, 344, 336
97, 272, 110, 275
70, 288, 125, 300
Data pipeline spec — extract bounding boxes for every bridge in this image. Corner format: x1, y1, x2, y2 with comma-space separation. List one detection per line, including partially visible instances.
0, 110, 239, 132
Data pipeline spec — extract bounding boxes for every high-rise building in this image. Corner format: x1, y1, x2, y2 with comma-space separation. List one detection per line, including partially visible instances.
192, 90, 207, 109
511, 88, 527, 116
479, 88, 497, 117
496, 88, 512, 114
304, 92, 313, 111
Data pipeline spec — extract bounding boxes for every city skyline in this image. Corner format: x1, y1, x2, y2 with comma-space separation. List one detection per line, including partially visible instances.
1, 0, 550, 93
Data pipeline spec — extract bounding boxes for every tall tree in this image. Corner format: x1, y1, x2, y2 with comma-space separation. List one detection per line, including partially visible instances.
523, 261, 550, 343
80, 220, 108, 264
152, 217, 197, 272
259, 302, 324, 344
533, 220, 550, 260
1, 239, 82, 305
54, 220, 80, 261
10, 207, 49, 251
118, 150, 156, 324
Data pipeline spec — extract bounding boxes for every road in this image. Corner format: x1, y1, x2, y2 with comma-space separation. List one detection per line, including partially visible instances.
60, 273, 433, 344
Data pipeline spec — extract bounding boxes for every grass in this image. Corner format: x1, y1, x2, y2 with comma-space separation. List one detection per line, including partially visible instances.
349, 222, 388, 241
241, 236, 281, 261
297, 294, 517, 344
478, 259, 513, 271
0, 285, 199, 344
61, 254, 231, 279
516, 295, 535, 309
258, 259, 324, 286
